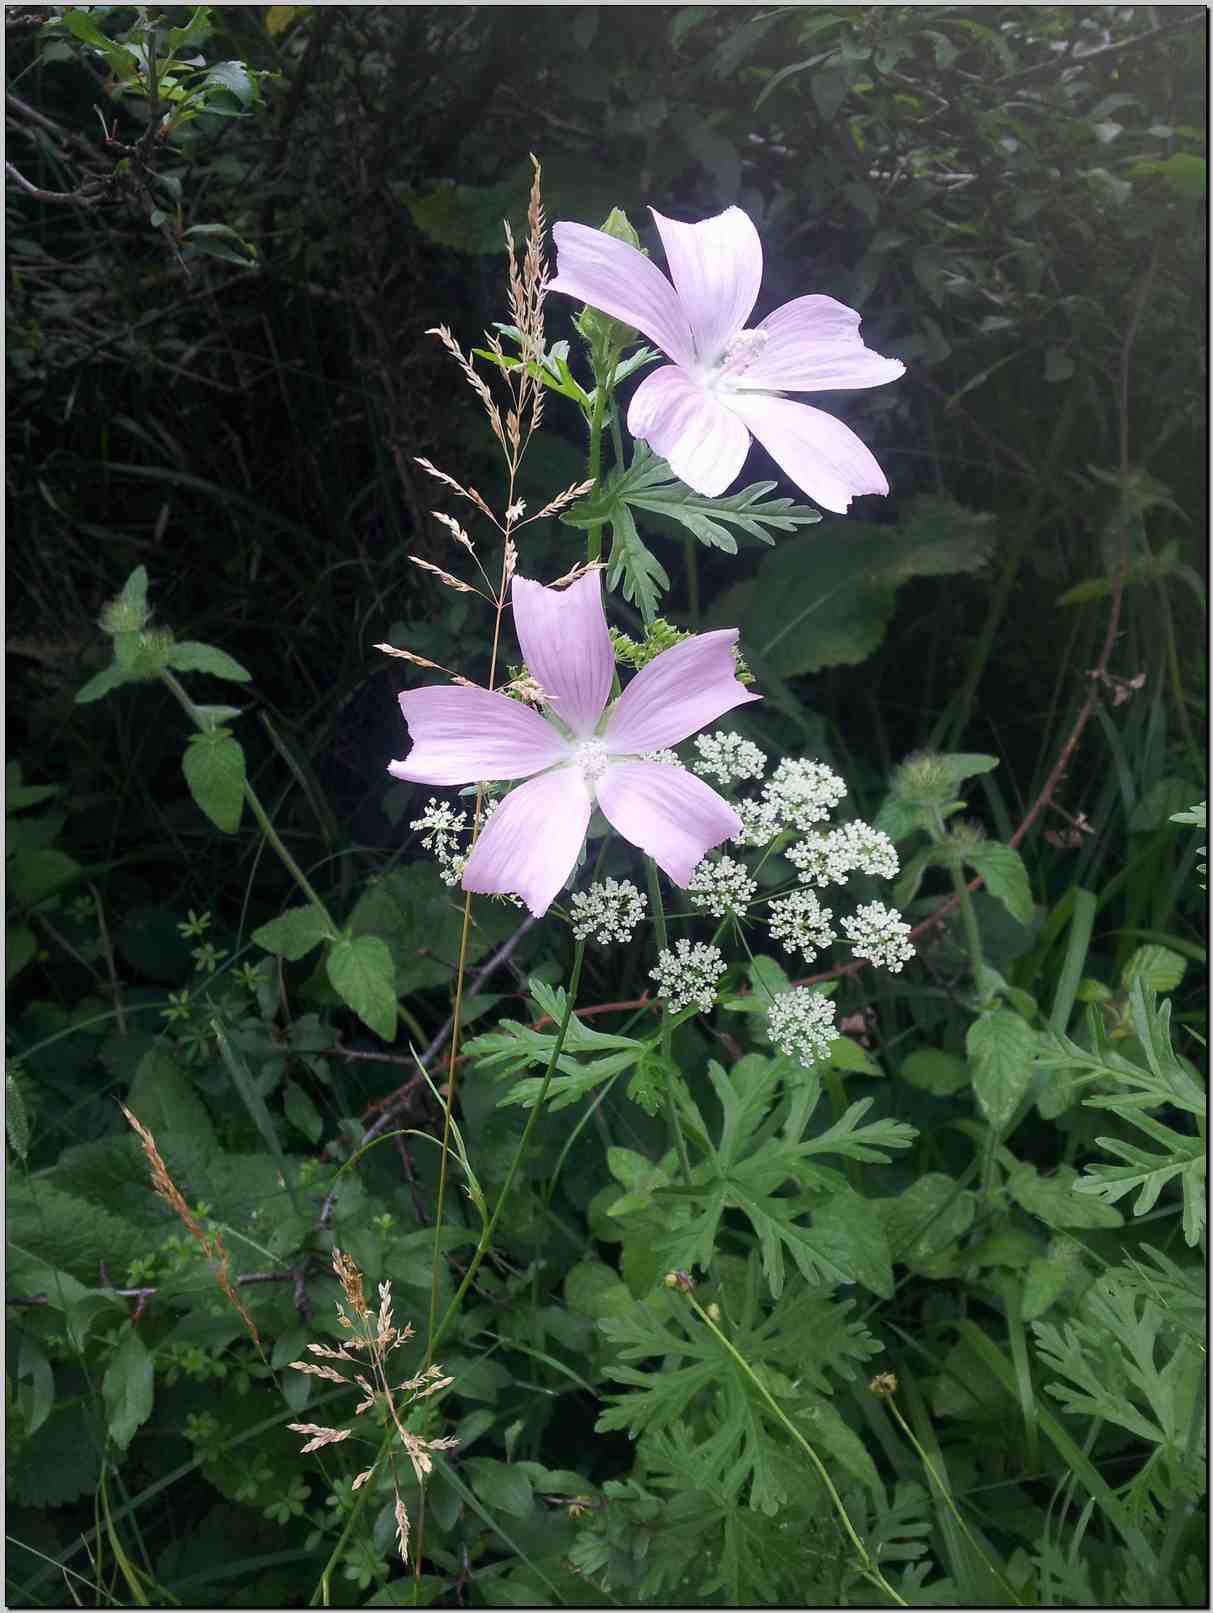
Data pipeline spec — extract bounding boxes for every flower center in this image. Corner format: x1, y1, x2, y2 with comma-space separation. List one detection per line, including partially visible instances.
712, 328, 769, 388
573, 739, 610, 782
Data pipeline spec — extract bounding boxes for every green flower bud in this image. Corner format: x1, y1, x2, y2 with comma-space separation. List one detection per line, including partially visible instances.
575, 208, 648, 359
947, 818, 987, 853
100, 595, 151, 635
890, 750, 957, 805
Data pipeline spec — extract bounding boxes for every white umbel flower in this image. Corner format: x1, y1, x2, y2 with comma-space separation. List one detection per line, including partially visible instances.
687, 855, 757, 918
730, 796, 783, 848
650, 940, 726, 1014
789, 821, 899, 887
760, 758, 847, 833
570, 878, 648, 946
842, 901, 915, 972
766, 988, 837, 1068
410, 798, 469, 886
767, 888, 836, 961
692, 730, 767, 786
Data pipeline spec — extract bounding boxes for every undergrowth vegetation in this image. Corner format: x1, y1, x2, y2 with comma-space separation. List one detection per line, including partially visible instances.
6, 5, 1206, 1608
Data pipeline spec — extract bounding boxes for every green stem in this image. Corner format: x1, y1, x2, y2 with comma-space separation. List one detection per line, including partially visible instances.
314, 943, 588, 1604
684, 533, 700, 629
645, 856, 693, 1185
880, 1389, 1023, 1606
682, 1288, 906, 1607
160, 671, 337, 935
429, 938, 588, 1359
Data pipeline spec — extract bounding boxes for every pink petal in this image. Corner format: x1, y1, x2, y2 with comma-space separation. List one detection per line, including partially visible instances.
511, 573, 613, 738
550, 222, 694, 368
596, 763, 742, 888
627, 366, 751, 498
722, 393, 890, 514
461, 768, 592, 917
389, 686, 569, 787
651, 208, 762, 366
744, 295, 907, 393
605, 629, 760, 755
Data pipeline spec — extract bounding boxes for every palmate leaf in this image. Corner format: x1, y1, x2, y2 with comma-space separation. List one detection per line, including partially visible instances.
641, 1061, 907, 1296
561, 443, 820, 622
597, 1290, 877, 1518
466, 977, 647, 1111
618, 447, 822, 555
1075, 1112, 1205, 1246
1033, 1273, 1205, 1451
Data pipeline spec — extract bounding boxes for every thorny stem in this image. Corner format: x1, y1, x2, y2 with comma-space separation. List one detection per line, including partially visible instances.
645, 856, 693, 1186
160, 670, 338, 934
680, 1287, 907, 1607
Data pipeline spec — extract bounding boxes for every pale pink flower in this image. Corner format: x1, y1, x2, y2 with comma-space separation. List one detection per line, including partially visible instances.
389, 573, 759, 916
550, 207, 904, 514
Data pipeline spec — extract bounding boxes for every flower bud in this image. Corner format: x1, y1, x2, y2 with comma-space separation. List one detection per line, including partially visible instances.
575, 208, 647, 357
890, 750, 956, 805
99, 595, 151, 635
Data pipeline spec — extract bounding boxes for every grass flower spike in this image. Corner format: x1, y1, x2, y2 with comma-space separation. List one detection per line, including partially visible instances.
390, 571, 759, 916
550, 207, 904, 512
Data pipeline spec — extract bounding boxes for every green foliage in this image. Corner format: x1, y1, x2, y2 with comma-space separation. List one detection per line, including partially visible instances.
712, 495, 996, 677
6, 3, 1206, 1606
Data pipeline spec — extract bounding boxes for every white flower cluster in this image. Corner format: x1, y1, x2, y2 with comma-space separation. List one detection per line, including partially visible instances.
641, 749, 683, 767
766, 988, 837, 1069
650, 940, 726, 1015
570, 878, 648, 946
687, 855, 757, 918
692, 729, 767, 787
788, 821, 899, 888
730, 796, 783, 848
842, 901, 916, 972
761, 758, 847, 833
767, 888, 836, 962
410, 798, 469, 886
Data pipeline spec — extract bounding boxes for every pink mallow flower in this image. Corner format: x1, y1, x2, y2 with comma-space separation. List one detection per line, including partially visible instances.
389, 572, 760, 917
550, 207, 905, 514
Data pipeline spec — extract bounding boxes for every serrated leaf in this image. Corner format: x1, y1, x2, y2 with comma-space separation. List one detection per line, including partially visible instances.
622, 452, 821, 554
182, 731, 246, 833
252, 905, 333, 961
605, 498, 669, 625
1121, 943, 1187, 995
1009, 1162, 1123, 1229
966, 841, 1033, 925
17, 1335, 54, 1437
103, 1325, 154, 1450
168, 640, 252, 682
326, 934, 397, 1040
966, 1009, 1038, 1133
876, 1172, 975, 1265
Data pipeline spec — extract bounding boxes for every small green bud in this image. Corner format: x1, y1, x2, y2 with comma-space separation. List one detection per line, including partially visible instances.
575, 208, 648, 358
947, 818, 987, 853
891, 750, 957, 805
100, 596, 151, 635
599, 207, 642, 251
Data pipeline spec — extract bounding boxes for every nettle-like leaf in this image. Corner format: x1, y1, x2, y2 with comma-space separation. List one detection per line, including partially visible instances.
466, 977, 648, 1110
627, 1058, 910, 1297
966, 1007, 1038, 1134
182, 729, 246, 833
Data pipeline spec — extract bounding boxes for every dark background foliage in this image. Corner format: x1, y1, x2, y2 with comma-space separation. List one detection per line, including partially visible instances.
6, 5, 1206, 1607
